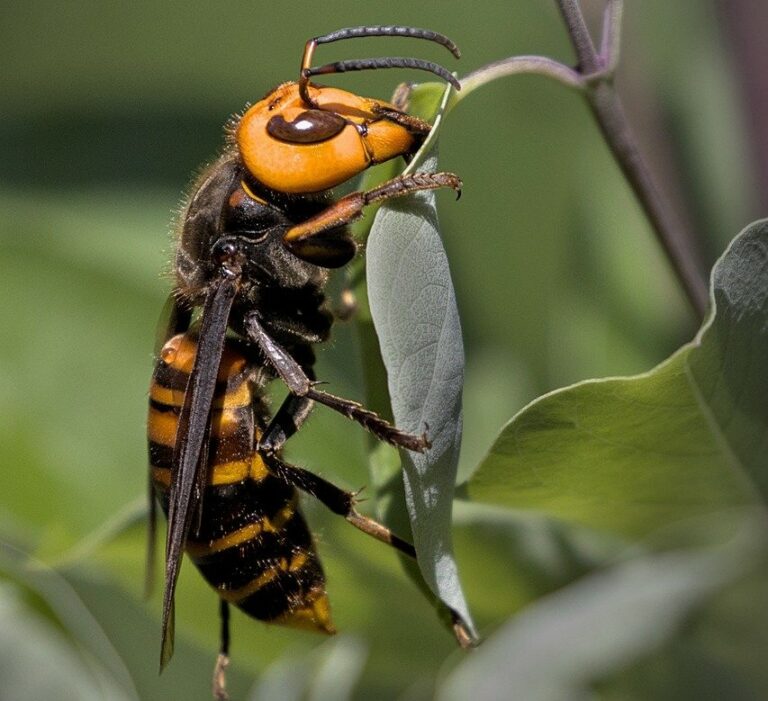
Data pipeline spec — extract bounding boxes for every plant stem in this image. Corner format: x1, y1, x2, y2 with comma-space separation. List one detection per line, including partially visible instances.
556, 0, 709, 317
459, 56, 583, 97
451, 1, 709, 316
599, 0, 623, 70
717, 0, 768, 214
556, 0, 600, 73
585, 83, 708, 316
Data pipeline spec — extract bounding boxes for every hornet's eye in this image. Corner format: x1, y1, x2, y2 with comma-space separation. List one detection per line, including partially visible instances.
266, 109, 347, 144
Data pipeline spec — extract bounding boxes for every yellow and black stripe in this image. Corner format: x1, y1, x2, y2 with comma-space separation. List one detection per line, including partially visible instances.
148, 333, 335, 634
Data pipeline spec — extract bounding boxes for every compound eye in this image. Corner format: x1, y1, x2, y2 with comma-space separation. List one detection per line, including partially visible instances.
266, 109, 346, 144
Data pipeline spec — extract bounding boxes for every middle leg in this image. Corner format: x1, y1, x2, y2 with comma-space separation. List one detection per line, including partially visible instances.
245, 313, 429, 453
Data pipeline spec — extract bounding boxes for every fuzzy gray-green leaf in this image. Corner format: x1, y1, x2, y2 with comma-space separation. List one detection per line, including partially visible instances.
367, 149, 475, 638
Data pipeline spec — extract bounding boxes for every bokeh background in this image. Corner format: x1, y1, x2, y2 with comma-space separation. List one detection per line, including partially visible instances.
1, 1, 765, 699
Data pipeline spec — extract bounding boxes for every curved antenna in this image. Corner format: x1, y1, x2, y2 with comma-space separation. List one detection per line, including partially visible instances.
306, 58, 460, 89
307, 26, 461, 59
299, 25, 461, 107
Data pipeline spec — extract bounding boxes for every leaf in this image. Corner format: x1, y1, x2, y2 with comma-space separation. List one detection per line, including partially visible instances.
308, 636, 367, 701
0, 584, 133, 701
366, 81, 475, 639
465, 220, 768, 539
247, 636, 367, 701
687, 221, 768, 502
348, 83, 472, 630
367, 170, 470, 630
452, 499, 628, 591
0, 543, 139, 701
438, 522, 762, 701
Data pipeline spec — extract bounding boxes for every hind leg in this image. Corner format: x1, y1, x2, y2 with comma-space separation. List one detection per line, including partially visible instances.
212, 600, 230, 701
264, 453, 477, 648
264, 453, 415, 558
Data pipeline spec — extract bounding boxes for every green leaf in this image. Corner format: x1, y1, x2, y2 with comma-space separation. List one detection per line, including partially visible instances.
401, 82, 455, 175
0, 584, 134, 701
0, 543, 139, 701
350, 80, 475, 638
438, 523, 762, 701
687, 221, 768, 502
465, 220, 768, 538
247, 636, 367, 701
367, 130, 475, 642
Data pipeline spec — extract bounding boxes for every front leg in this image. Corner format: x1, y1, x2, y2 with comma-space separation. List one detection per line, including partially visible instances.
245, 313, 429, 453
282, 171, 461, 259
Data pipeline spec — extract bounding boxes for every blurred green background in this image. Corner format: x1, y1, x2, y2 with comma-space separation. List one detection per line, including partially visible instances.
1, 1, 765, 699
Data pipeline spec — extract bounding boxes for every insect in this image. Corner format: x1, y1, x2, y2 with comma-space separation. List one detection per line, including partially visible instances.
146, 25, 462, 698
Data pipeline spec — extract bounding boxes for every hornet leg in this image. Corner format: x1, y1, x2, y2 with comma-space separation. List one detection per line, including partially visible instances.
245, 313, 429, 453
264, 453, 415, 558
283, 172, 461, 247
265, 453, 476, 648
260, 360, 317, 454
212, 600, 230, 701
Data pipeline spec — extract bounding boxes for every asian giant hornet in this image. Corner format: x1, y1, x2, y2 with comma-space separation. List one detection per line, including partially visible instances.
147, 25, 462, 698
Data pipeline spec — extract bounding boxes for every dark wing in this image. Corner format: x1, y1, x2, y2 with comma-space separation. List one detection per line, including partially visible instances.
146, 296, 193, 601
160, 275, 239, 670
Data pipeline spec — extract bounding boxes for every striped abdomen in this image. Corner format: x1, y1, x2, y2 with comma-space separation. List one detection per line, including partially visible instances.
148, 332, 334, 634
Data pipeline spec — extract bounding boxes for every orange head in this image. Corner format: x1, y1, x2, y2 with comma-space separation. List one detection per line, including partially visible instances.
234, 25, 461, 194
236, 82, 422, 194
